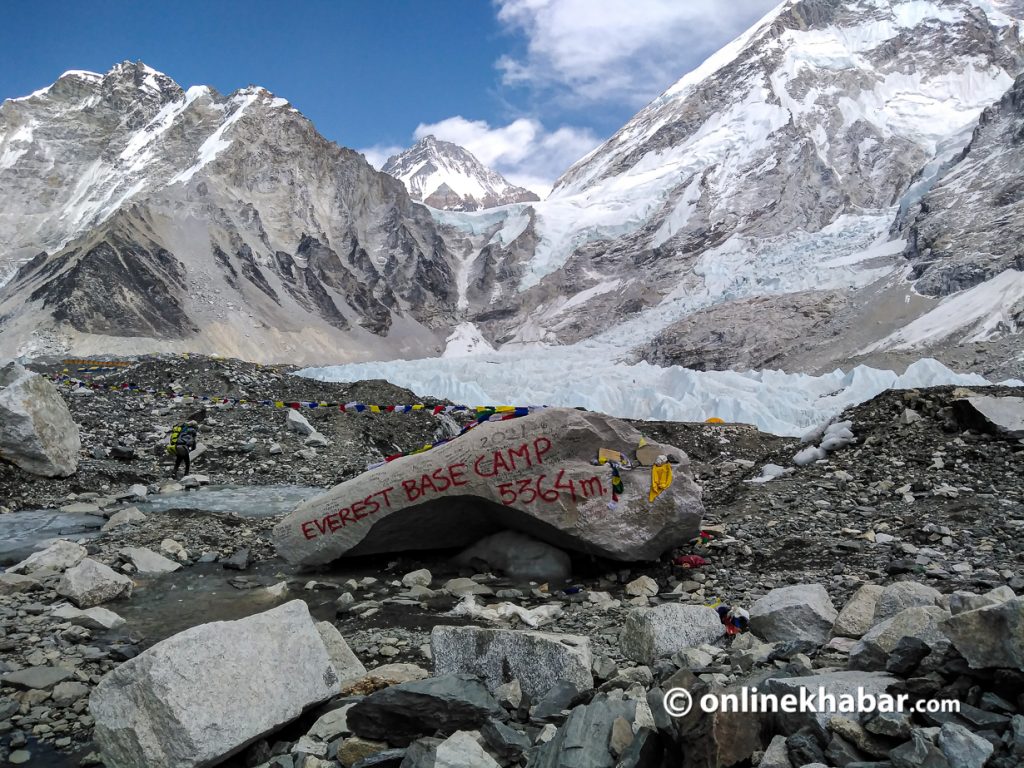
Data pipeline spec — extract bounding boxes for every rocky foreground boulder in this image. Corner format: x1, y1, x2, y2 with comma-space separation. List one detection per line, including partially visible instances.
0, 361, 81, 476
274, 408, 703, 566
89, 600, 342, 768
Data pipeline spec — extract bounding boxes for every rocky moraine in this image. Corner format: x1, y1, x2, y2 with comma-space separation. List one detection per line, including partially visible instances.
0, 355, 1022, 768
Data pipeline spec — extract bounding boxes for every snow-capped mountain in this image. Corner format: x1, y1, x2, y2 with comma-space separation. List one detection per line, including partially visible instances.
2, 0, 1024, 376
0, 62, 458, 362
439, 0, 1024, 378
382, 135, 539, 211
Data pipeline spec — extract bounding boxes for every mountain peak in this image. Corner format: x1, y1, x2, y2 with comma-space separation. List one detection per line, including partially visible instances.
382, 136, 539, 211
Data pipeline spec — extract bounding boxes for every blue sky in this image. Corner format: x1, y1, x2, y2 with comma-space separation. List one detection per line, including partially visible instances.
0, 0, 780, 194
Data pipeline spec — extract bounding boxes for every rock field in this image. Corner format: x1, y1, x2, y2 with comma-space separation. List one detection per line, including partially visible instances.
0, 356, 1022, 768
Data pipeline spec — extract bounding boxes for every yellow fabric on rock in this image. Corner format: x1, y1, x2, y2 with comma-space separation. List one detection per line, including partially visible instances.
649, 463, 673, 502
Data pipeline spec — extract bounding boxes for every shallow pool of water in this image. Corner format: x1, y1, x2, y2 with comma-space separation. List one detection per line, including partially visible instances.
137, 484, 323, 517
0, 510, 104, 564
0, 485, 323, 567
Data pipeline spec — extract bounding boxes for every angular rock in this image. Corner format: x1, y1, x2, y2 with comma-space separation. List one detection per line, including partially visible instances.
273, 409, 702, 565
430, 625, 592, 699
873, 582, 943, 623
890, 730, 951, 768
481, 719, 530, 764
51, 681, 90, 706
886, 636, 932, 676
1, 666, 74, 690
7, 539, 87, 575
937, 722, 993, 768
952, 395, 1024, 439
222, 548, 252, 570
456, 531, 571, 583
850, 606, 950, 671
749, 584, 838, 644
307, 705, 354, 742
346, 674, 502, 747
949, 586, 1014, 616
764, 671, 899, 732
625, 576, 659, 598
528, 697, 636, 768
0, 573, 41, 594
52, 604, 126, 630
402, 569, 432, 588
759, 734, 793, 768
338, 737, 390, 767
619, 604, 725, 664
119, 547, 181, 575
287, 409, 316, 436
423, 730, 501, 768
941, 597, 1024, 670
344, 663, 430, 690
103, 507, 147, 531
57, 558, 133, 608
531, 680, 582, 723
443, 578, 493, 597
90, 600, 340, 768
316, 621, 367, 685
833, 584, 884, 639
0, 361, 81, 476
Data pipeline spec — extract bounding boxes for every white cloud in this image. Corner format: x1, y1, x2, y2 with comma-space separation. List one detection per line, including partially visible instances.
359, 144, 404, 170
495, 0, 782, 108
413, 116, 599, 197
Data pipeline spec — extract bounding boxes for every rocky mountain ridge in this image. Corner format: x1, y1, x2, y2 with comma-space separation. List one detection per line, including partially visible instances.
0, 62, 458, 363
382, 135, 539, 211
2, 1, 1024, 374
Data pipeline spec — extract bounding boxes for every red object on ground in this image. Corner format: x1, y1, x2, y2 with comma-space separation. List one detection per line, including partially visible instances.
674, 554, 708, 568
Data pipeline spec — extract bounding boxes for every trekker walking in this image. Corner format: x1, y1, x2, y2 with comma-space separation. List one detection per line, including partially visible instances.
167, 420, 199, 479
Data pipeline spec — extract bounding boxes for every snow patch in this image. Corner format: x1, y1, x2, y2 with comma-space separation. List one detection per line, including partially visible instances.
864, 269, 1024, 351
442, 323, 496, 358
172, 92, 259, 184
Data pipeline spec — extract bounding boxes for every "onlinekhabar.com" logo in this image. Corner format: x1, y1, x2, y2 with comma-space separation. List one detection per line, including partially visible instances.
663, 686, 961, 717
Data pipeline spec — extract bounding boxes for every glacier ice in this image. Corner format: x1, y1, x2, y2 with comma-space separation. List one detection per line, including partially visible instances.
297, 353, 1021, 438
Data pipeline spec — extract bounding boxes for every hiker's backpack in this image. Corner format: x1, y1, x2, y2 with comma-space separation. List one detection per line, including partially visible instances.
166, 424, 196, 454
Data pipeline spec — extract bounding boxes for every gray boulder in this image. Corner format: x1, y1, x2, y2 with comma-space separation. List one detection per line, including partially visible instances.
119, 547, 181, 575
941, 597, 1024, 670
1, 666, 74, 690
405, 730, 501, 768
850, 606, 951, 671
89, 600, 340, 768
749, 584, 837, 644
273, 408, 703, 565
938, 722, 994, 768
619, 604, 725, 664
8, 539, 87, 575
315, 621, 367, 685
528, 697, 637, 768
949, 586, 1015, 615
0, 573, 41, 595
0, 361, 81, 476
764, 670, 899, 733
51, 604, 126, 630
953, 395, 1024, 439
103, 507, 147, 531
832, 584, 883, 639
286, 408, 316, 436
872, 582, 943, 623
431, 625, 592, 699
346, 674, 502, 747
456, 531, 571, 583
57, 558, 133, 608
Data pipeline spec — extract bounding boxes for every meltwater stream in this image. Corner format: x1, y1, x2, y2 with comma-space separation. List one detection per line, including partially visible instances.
0, 484, 323, 565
